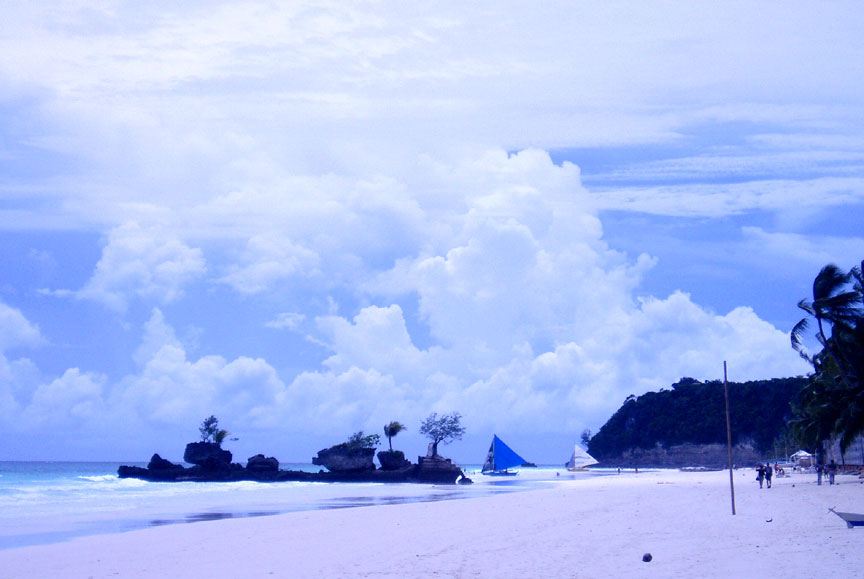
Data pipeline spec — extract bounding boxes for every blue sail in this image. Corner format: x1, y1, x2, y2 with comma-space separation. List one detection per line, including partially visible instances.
482, 435, 528, 473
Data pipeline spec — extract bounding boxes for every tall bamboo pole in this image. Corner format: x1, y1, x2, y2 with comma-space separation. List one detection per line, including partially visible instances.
724, 361, 736, 515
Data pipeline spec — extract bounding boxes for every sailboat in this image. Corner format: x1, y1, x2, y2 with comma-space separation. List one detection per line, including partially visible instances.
482, 435, 529, 476
565, 444, 598, 471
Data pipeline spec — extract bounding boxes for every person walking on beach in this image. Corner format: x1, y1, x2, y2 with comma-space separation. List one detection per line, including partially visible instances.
828, 460, 837, 485
817, 463, 823, 486
756, 463, 765, 488
765, 462, 773, 488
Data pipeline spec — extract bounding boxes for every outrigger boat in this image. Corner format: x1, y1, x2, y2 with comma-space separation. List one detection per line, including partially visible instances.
565, 444, 598, 471
829, 507, 864, 529
482, 435, 529, 476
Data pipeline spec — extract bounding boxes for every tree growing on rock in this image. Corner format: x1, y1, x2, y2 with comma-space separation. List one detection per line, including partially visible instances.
199, 415, 231, 447
420, 412, 465, 457
383, 421, 405, 451
344, 431, 381, 450
313, 431, 381, 472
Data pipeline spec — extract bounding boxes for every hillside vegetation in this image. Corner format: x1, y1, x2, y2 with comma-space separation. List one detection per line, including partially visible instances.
587, 376, 806, 461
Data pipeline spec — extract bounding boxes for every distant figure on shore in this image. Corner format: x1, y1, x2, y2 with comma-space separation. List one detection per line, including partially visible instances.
828, 460, 837, 485
765, 463, 773, 488
756, 463, 765, 488
817, 463, 823, 486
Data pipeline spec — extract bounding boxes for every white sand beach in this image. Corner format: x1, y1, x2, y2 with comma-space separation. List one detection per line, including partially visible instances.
1, 468, 861, 578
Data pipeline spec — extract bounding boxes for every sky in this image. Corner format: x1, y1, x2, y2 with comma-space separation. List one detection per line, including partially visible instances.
1, 1, 863, 463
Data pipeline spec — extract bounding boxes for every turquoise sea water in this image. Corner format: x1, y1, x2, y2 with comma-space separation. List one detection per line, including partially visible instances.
0, 462, 603, 550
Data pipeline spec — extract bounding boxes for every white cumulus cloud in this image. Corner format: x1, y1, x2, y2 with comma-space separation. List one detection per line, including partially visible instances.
0, 301, 43, 352
217, 234, 320, 294
75, 222, 206, 311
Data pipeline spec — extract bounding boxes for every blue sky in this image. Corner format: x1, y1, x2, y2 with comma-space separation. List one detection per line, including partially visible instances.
1, 2, 863, 463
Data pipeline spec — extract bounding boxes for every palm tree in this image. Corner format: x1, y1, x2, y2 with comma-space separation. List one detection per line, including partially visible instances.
790, 362, 844, 459
791, 264, 860, 389
213, 428, 230, 447
791, 261, 864, 455
383, 421, 405, 452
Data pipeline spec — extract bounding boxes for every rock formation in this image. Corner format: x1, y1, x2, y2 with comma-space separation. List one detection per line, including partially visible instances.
183, 441, 233, 469
246, 454, 279, 472
415, 454, 463, 483
147, 453, 182, 471
377, 450, 411, 471
118, 442, 463, 484
313, 445, 375, 472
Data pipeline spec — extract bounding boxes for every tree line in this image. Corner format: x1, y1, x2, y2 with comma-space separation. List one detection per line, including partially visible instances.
587, 376, 806, 459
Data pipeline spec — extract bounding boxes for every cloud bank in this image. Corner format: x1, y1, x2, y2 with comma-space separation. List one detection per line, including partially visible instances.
0, 149, 810, 460
0, 2, 856, 461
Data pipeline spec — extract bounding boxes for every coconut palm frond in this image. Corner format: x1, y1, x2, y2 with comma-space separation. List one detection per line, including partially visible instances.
214, 429, 229, 446
383, 421, 405, 451
791, 318, 810, 348
850, 260, 864, 295
383, 421, 405, 438
812, 264, 850, 302
816, 291, 862, 323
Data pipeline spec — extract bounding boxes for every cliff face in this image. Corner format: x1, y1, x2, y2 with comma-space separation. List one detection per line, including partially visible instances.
596, 442, 764, 469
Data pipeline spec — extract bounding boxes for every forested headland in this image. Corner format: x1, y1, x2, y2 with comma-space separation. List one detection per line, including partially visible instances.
587, 376, 805, 466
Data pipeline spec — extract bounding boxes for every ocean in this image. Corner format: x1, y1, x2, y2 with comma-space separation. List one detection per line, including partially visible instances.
0, 462, 602, 550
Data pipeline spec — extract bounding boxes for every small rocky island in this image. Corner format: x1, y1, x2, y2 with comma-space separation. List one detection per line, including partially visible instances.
118, 417, 469, 485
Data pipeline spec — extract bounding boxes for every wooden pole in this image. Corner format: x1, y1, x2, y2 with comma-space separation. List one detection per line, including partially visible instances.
724, 361, 736, 515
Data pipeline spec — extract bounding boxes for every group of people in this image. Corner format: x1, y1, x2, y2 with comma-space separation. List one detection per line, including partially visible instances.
816, 460, 838, 486
755, 462, 774, 488
756, 458, 840, 488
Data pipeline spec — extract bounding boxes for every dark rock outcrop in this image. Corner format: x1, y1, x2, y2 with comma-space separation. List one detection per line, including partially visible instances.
415, 455, 463, 483
313, 446, 375, 472
148, 453, 182, 471
246, 454, 279, 472
119, 442, 463, 484
117, 463, 179, 481
184, 441, 233, 469
377, 450, 411, 471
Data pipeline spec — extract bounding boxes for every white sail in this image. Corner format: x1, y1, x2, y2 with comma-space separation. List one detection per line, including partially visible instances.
565, 444, 598, 470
